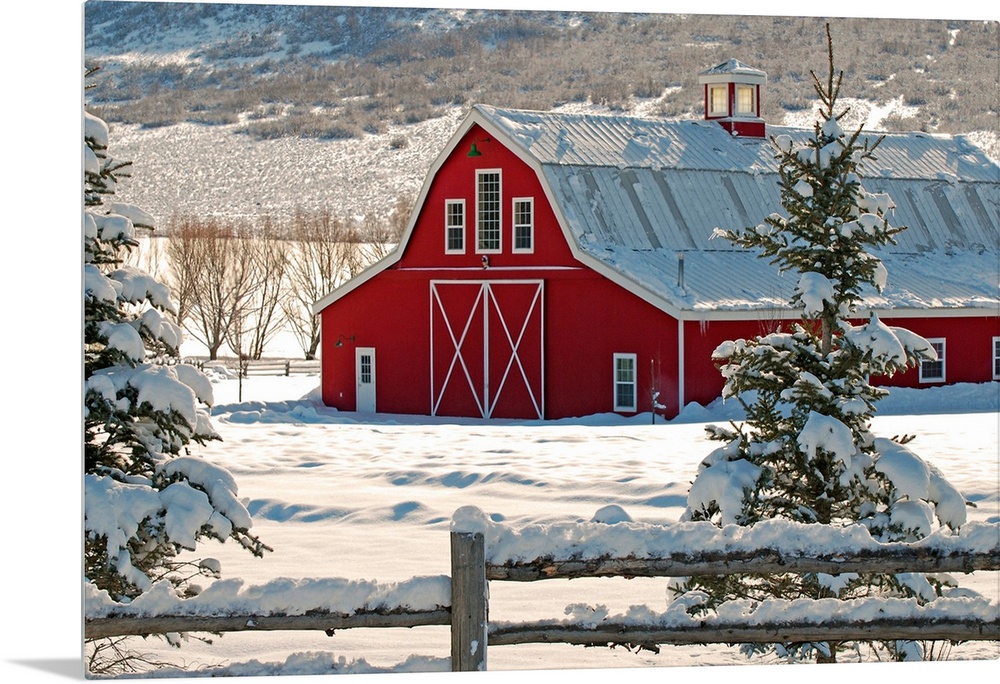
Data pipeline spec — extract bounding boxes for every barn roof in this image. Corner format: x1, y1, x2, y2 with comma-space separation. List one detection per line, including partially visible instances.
472, 104, 1000, 317
313, 104, 999, 319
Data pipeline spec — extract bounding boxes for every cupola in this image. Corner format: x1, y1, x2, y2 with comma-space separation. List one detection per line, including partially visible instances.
698, 59, 767, 138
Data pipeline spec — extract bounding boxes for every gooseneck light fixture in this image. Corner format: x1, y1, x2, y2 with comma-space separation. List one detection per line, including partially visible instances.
467, 137, 492, 157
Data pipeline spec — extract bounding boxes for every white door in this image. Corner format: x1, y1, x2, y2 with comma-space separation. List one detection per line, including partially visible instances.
356, 347, 376, 413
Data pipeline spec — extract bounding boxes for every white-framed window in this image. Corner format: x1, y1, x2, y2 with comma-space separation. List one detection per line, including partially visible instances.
735, 84, 755, 115
919, 338, 946, 383
613, 353, 637, 412
708, 85, 728, 116
512, 197, 534, 253
445, 199, 465, 254
476, 169, 502, 253
993, 337, 1000, 380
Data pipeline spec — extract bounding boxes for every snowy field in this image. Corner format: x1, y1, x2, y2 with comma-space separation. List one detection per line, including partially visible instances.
81, 373, 1000, 681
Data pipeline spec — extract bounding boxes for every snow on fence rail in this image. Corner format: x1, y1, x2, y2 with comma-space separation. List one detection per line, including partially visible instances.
83, 575, 451, 641
84, 511, 1000, 672
185, 357, 322, 377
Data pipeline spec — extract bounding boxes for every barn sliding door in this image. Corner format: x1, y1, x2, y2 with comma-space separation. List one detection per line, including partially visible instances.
430, 280, 544, 419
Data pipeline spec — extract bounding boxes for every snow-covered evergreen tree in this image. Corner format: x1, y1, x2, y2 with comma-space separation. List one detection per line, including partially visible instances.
84, 75, 269, 617
675, 28, 971, 663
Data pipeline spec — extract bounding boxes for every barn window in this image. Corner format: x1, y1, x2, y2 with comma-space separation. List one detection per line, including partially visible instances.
512, 198, 534, 253
613, 353, 637, 412
708, 85, 728, 116
993, 337, 1000, 380
735, 85, 755, 115
919, 338, 946, 383
477, 170, 501, 253
445, 199, 465, 254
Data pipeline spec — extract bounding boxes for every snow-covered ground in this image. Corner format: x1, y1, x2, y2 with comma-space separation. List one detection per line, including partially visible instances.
78, 373, 1000, 680
6, 1, 998, 682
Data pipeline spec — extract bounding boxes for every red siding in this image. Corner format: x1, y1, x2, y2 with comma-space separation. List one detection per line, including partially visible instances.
543, 270, 678, 419
399, 125, 577, 270
320, 272, 431, 415
320, 265, 680, 419
320, 124, 681, 420
875, 316, 1000, 388
682, 319, 747, 408
680, 315, 1000, 410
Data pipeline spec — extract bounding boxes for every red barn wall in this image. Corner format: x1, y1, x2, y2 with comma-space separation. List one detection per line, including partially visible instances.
542, 270, 679, 419
319, 124, 682, 419
319, 261, 681, 419
318, 123, 998, 419
400, 125, 577, 270
319, 271, 431, 415
681, 315, 1000, 410
682, 319, 744, 408
875, 315, 1000, 388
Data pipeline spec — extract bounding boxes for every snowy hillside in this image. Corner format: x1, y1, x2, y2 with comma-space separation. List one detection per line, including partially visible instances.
86, 2, 1000, 227
109, 92, 994, 229
108, 108, 466, 226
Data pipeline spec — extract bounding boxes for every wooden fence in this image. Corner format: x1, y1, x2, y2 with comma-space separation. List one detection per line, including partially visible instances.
186, 358, 322, 377
85, 524, 1000, 673
456, 530, 1000, 670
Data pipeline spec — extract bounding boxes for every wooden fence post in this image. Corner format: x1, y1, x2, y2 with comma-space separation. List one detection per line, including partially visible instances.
451, 531, 488, 672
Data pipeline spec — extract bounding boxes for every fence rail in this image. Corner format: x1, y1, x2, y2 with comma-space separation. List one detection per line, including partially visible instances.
85, 521, 1000, 673
185, 357, 322, 377
486, 618, 1000, 648
485, 545, 1000, 581
84, 608, 450, 641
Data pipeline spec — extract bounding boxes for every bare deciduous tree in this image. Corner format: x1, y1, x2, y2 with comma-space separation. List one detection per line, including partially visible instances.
228, 218, 290, 362
282, 209, 357, 359
166, 217, 256, 361
356, 195, 411, 265
166, 202, 409, 362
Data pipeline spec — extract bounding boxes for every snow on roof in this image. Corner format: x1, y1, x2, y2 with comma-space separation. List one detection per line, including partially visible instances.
476, 104, 998, 182
474, 104, 1000, 316
699, 58, 768, 82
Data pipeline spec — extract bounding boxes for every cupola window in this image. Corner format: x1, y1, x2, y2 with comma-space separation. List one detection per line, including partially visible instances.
709, 86, 728, 116
736, 85, 755, 115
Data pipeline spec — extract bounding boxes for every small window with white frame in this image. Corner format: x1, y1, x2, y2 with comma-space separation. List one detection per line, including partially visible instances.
512, 197, 534, 253
993, 337, 1000, 380
919, 338, 946, 383
708, 85, 728, 116
445, 199, 465, 254
735, 84, 755, 115
613, 353, 637, 412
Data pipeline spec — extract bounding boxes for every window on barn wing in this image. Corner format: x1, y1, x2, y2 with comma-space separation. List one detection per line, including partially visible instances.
993, 337, 1000, 380
445, 199, 465, 254
512, 198, 534, 253
476, 170, 501, 253
614, 353, 637, 412
919, 338, 946, 383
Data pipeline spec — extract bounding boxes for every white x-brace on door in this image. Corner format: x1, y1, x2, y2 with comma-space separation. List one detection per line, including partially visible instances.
430, 280, 544, 419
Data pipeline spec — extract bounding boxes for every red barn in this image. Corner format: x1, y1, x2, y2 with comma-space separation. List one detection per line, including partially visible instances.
314, 60, 1000, 420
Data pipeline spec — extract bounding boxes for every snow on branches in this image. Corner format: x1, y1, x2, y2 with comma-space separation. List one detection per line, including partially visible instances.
83, 96, 268, 608
678, 26, 972, 663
